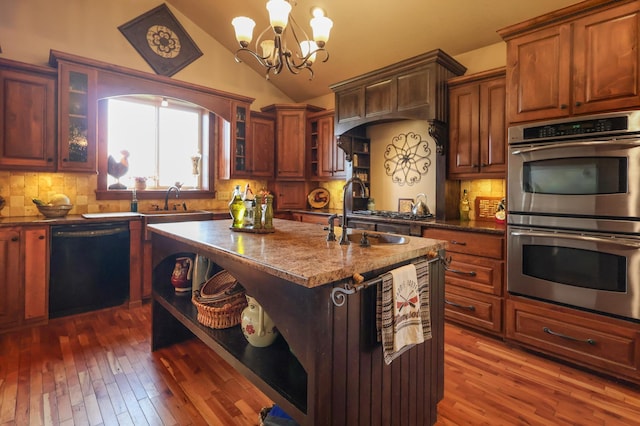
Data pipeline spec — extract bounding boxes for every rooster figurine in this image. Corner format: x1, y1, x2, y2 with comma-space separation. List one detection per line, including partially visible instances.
107, 150, 130, 189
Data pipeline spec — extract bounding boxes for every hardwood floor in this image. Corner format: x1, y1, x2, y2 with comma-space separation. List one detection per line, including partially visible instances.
1, 302, 639, 425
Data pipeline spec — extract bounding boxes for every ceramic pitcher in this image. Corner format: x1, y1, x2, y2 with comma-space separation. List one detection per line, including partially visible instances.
241, 296, 279, 347
170, 256, 193, 293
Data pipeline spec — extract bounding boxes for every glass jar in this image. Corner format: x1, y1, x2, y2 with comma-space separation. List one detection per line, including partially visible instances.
229, 185, 246, 228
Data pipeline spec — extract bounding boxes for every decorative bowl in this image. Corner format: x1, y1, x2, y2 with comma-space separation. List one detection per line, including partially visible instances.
37, 204, 73, 218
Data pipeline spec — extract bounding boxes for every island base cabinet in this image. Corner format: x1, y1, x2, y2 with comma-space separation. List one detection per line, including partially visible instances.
149, 232, 445, 425
506, 297, 640, 385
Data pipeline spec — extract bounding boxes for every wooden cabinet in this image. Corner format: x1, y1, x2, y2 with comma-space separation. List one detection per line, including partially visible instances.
57, 61, 98, 172
0, 229, 21, 329
271, 181, 308, 210
499, 0, 640, 123
0, 59, 56, 171
249, 111, 275, 178
262, 104, 324, 180
291, 212, 332, 225
0, 226, 48, 331
422, 227, 505, 335
506, 296, 640, 385
218, 106, 274, 179
448, 68, 506, 179
308, 110, 346, 180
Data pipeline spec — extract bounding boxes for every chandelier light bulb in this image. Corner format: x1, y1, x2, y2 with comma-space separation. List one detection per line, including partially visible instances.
266, 0, 292, 34
310, 14, 333, 47
232, 16, 256, 47
300, 40, 317, 64
261, 40, 276, 61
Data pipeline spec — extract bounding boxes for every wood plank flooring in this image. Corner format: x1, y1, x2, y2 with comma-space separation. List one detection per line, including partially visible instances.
1, 302, 639, 425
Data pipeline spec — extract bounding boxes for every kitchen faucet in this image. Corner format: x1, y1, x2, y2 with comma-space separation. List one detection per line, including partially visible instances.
339, 177, 366, 245
164, 186, 181, 210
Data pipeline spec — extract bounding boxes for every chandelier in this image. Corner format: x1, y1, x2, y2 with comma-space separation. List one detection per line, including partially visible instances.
231, 0, 333, 79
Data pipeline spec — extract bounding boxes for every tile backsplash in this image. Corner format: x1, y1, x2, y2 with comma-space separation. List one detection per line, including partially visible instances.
0, 171, 274, 217
460, 178, 506, 220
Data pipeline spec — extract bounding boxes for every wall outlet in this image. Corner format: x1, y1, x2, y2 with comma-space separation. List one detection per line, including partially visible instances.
217, 191, 230, 201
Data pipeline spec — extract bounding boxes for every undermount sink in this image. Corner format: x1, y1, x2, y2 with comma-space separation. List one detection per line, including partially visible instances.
141, 210, 213, 224
346, 231, 409, 245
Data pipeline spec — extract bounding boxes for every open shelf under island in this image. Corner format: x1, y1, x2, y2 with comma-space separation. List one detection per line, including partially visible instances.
148, 219, 446, 426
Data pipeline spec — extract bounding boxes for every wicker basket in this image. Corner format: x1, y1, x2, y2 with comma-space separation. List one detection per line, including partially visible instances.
192, 271, 247, 329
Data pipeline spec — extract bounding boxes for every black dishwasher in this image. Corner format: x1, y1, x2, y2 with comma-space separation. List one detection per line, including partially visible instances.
49, 222, 130, 318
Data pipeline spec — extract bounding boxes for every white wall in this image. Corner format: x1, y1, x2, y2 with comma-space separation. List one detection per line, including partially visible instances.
0, 0, 293, 109
366, 121, 437, 213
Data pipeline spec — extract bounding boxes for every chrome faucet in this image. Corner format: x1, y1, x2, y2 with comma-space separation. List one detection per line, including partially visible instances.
164, 186, 181, 210
339, 177, 366, 245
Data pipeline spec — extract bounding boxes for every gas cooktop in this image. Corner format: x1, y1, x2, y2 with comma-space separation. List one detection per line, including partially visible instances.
351, 210, 435, 221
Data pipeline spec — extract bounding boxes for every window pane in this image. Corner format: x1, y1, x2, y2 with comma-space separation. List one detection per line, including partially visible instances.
158, 108, 200, 187
107, 99, 157, 188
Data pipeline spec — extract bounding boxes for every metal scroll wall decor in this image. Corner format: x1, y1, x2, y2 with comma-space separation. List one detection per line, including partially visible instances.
383, 132, 431, 186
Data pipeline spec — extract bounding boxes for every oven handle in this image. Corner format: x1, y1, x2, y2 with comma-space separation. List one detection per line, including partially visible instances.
510, 230, 640, 248
511, 139, 640, 155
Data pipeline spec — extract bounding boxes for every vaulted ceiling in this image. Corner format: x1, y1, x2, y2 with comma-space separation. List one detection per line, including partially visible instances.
167, 0, 583, 102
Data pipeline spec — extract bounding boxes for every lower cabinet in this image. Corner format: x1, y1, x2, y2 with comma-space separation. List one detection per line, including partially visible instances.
271, 181, 308, 210
291, 212, 332, 225
506, 297, 640, 384
0, 226, 48, 331
422, 227, 505, 335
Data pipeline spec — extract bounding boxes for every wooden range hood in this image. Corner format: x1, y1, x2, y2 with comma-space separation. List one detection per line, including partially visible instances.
330, 49, 466, 220
329, 49, 466, 155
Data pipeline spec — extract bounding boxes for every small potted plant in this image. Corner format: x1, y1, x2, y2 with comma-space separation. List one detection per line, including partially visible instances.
134, 176, 147, 190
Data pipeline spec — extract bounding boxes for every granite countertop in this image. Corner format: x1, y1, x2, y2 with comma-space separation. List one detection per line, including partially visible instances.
148, 218, 445, 289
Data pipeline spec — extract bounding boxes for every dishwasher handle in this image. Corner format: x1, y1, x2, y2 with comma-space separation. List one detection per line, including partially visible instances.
52, 226, 129, 238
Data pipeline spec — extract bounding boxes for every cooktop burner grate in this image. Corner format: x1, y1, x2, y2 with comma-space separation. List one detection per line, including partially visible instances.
352, 210, 434, 221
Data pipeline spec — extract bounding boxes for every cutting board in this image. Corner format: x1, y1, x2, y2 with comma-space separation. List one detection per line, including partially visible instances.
474, 197, 503, 221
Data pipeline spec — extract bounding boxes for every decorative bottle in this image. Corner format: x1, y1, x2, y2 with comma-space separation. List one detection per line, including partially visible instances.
460, 189, 470, 221
263, 194, 274, 229
130, 189, 138, 212
253, 194, 263, 229
242, 183, 255, 227
229, 185, 246, 228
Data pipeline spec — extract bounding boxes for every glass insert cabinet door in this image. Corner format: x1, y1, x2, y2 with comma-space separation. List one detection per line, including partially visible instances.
58, 62, 97, 172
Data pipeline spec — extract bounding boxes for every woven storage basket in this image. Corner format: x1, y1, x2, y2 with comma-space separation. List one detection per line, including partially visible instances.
192, 270, 247, 329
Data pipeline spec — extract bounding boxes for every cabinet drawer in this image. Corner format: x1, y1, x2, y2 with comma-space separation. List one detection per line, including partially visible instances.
445, 252, 503, 296
445, 286, 502, 334
506, 299, 640, 378
422, 228, 503, 259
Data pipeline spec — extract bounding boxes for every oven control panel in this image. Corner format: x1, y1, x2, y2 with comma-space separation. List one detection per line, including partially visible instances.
508, 110, 640, 143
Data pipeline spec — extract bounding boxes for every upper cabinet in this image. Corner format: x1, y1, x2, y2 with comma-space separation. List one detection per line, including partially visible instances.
248, 111, 275, 178
308, 110, 347, 180
499, 0, 640, 124
0, 58, 57, 171
218, 104, 274, 179
57, 61, 98, 172
262, 104, 324, 181
448, 68, 506, 179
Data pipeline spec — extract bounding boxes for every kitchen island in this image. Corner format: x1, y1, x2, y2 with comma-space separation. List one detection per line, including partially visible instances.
148, 219, 446, 426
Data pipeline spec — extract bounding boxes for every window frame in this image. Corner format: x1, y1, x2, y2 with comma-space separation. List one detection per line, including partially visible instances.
96, 99, 220, 201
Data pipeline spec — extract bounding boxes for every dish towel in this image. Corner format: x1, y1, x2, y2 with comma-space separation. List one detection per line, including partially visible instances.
377, 260, 432, 365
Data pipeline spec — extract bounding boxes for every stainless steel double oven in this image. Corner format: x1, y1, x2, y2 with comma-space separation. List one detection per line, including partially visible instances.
507, 111, 640, 321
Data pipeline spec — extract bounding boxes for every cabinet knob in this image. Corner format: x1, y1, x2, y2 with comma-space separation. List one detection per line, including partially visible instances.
47, 158, 53, 162
560, 104, 568, 109
575, 101, 582, 107
38, 235, 45, 240
11, 236, 18, 242
62, 158, 68, 162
